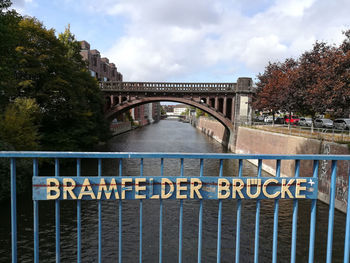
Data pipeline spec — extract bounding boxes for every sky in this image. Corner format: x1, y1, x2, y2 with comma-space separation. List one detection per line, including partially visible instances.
11, 0, 350, 83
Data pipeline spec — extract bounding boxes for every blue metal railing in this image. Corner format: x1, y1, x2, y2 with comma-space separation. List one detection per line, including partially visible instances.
1, 151, 350, 262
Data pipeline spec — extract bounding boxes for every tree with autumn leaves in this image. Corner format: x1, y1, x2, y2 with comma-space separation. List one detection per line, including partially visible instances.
254, 31, 350, 119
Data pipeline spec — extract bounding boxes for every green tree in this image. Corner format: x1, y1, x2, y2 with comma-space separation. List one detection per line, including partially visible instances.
180, 108, 189, 116
58, 24, 85, 67
0, 0, 22, 110
196, 108, 209, 118
0, 98, 40, 150
0, 1, 109, 151
160, 106, 166, 115
13, 16, 109, 150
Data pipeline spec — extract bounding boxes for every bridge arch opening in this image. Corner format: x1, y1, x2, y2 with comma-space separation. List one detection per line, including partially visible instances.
209, 98, 215, 107
105, 97, 234, 132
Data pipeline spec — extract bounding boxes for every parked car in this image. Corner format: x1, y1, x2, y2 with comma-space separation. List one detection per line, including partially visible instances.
299, 117, 312, 126
314, 118, 333, 128
255, 115, 265, 122
333, 118, 350, 130
275, 117, 285, 124
284, 115, 300, 125
264, 116, 273, 123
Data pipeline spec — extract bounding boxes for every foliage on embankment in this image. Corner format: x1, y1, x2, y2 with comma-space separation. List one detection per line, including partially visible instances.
0, 0, 110, 200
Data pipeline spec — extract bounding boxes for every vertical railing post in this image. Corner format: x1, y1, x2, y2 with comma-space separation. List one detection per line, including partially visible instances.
326, 160, 337, 263
197, 159, 204, 263
159, 158, 164, 263
291, 160, 300, 263
55, 159, 60, 263
217, 159, 223, 263
11, 158, 17, 263
235, 159, 243, 263
139, 158, 143, 263
98, 159, 102, 263
272, 159, 281, 263
254, 159, 262, 263
77, 159, 81, 263
308, 160, 318, 263
179, 158, 184, 263
119, 159, 123, 263
33, 159, 39, 263
344, 166, 350, 262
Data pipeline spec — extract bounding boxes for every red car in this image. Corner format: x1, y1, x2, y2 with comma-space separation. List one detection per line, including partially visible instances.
284, 115, 300, 124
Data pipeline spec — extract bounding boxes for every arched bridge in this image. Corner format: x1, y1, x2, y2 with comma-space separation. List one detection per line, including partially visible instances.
100, 77, 255, 132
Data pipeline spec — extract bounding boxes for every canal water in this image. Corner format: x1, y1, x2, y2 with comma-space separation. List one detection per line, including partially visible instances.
0, 120, 347, 262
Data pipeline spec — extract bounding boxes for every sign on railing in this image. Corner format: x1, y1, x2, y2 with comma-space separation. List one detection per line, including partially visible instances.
33, 177, 318, 200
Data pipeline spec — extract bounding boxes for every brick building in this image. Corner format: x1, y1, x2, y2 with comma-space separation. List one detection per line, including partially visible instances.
80, 40, 160, 127
80, 41, 123, 81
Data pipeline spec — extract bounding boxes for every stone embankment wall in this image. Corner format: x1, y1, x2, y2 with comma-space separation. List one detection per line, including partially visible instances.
110, 121, 132, 135
194, 117, 228, 146
194, 119, 350, 213
236, 127, 350, 213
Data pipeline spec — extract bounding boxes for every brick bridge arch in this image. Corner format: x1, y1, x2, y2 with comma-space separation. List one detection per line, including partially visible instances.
105, 96, 234, 131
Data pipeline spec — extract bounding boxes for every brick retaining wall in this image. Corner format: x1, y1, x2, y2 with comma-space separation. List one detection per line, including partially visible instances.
195, 117, 227, 145
236, 127, 350, 213
110, 121, 132, 135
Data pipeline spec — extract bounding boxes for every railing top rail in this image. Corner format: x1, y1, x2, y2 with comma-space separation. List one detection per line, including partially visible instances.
0, 151, 349, 160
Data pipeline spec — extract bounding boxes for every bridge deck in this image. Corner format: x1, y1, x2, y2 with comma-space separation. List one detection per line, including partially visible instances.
100, 81, 238, 93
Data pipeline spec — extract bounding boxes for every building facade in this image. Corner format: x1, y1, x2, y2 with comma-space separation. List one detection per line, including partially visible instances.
80, 40, 160, 127
80, 41, 123, 82
173, 104, 189, 115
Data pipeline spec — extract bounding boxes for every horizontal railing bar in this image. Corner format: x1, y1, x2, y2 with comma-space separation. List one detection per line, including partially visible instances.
1, 151, 349, 160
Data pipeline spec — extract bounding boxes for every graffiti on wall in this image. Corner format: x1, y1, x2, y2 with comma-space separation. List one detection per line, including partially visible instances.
319, 143, 331, 195
319, 142, 349, 206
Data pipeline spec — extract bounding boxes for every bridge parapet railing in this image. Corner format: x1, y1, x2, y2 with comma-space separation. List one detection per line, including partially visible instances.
244, 122, 350, 143
3, 152, 350, 262
100, 81, 236, 93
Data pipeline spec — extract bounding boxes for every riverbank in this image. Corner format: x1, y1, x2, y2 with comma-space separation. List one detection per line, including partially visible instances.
110, 119, 161, 136
194, 117, 350, 213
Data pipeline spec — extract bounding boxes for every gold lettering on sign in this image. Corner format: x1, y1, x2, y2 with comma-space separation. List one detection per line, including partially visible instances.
97, 178, 119, 200
262, 179, 280, 198
135, 178, 147, 199
121, 178, 133, 199
232, 179, 244, 198
161, 178, 174, 199
46, 178, 60, 200
281, 179, 294, 198
63, 178, 77, 199
218, 178, 230, 199
176, 178, 188, 199
149, 178, 160, 199
190, 178, 202, 199
246, 179, 261, 198
295, 179, 307, 198
78, 178, 96, 199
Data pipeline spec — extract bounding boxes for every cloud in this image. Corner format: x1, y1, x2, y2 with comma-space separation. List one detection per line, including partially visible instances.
12, 0, 33, 7
75, 0, 350, 81
11, 0, 33, 13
